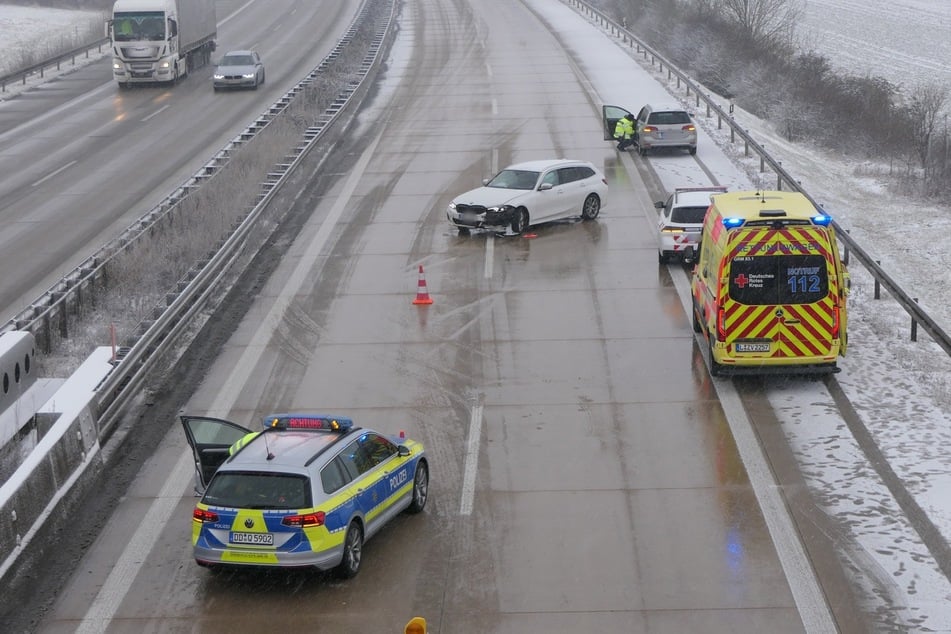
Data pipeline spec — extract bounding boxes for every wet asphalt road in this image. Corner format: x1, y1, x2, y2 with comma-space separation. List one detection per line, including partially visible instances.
5, 0, 878, 632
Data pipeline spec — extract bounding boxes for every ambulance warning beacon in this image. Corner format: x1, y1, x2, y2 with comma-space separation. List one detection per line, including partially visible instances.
690, 190, 849, 376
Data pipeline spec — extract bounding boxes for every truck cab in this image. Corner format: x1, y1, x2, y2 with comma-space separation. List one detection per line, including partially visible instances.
109, 0, 216, 87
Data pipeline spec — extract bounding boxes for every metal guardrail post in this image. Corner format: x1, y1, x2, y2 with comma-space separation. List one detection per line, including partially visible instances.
912, 299, 919, 342
874, 263, 881, 299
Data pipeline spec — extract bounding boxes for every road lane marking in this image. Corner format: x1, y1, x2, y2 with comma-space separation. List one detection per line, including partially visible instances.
141, 104, 170, 122
76, 450, 192, 634
668, 266, 837, 634
76, 131, 387, 631
459, 404, 483, 516
31, 160, 76, 187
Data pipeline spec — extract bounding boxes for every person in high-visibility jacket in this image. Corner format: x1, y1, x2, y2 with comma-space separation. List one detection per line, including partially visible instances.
229, 431, 262, 455
614, 114, 635, 151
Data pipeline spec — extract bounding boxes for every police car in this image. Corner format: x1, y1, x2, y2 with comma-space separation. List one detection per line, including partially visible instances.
181, 413, 428, 577
654, 186, 726, 263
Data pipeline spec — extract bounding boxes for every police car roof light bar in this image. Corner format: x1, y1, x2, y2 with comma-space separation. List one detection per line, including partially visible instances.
264, 414, 355, 432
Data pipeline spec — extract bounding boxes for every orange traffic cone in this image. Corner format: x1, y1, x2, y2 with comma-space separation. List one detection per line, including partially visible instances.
412, 265, 433, 305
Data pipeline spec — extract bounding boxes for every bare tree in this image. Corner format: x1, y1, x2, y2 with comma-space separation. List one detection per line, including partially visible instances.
718, 0, 804, 49
907, 83, 949, 168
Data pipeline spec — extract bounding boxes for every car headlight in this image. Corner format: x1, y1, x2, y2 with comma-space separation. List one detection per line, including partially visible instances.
159, 60, 171, 69
242, 73, 255, 79
213, 73, 224, 79
448, 203, 457, 211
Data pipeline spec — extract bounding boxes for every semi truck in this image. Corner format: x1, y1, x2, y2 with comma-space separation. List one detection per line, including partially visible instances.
108, 0, 217, 87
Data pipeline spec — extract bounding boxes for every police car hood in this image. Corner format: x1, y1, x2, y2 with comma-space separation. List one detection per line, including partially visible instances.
452, 186, 534, 208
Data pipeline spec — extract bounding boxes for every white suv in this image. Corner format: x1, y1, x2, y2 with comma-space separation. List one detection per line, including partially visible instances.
655, 186, 726, 263
447, 159, 608, 235
634, 104, 697, 156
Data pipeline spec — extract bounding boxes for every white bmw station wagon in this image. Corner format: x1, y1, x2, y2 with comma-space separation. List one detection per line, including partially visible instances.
447, 159, 608, 235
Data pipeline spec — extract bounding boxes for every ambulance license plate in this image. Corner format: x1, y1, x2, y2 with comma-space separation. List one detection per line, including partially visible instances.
736, 342, 770, 353
230, 532, 274, 545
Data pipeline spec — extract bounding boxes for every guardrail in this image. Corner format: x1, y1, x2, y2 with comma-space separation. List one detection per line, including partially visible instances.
91, 0, 396, 439
0, 37, 110, 93
0, 0, 396, 440
0, 0, 397, 589
565, 0, 951, 357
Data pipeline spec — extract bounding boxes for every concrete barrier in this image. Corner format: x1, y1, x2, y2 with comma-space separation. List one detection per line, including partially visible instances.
0, 347, 114, 581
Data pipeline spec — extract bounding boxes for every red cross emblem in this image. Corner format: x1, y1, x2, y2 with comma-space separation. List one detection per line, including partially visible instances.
734, 273, 749, 288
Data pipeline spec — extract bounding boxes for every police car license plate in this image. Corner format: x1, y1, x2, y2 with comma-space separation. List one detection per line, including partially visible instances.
735, 342, 770, 352
230, 532, 274, 545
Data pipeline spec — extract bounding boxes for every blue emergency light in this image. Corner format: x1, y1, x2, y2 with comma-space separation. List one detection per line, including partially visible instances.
722, 217, 745, 229
264, 414, 354, 432
810, 214, 832, 226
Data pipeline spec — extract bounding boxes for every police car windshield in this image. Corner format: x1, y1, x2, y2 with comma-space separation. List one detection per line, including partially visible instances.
204, 472, 311, 509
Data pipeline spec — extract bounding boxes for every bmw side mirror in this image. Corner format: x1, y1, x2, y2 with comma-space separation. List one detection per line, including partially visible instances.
539, 183, 553, 191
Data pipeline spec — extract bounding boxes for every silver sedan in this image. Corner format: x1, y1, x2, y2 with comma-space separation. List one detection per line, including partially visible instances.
212, 50, 265, 91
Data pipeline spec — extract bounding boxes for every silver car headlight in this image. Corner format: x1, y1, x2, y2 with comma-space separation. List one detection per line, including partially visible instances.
242, 73, 255, 79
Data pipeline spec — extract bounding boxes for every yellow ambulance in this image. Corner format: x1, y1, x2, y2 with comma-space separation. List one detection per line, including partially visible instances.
690, 190, 849, 376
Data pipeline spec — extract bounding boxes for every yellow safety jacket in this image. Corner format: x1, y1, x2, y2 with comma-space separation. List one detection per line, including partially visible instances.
614, 117, 634, 139
229, 431, 262, 455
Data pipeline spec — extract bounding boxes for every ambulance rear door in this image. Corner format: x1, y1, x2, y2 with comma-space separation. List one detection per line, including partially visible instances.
725, 251, 838, 361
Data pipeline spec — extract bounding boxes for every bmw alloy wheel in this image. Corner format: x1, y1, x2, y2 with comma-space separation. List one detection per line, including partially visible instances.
581, 194, 601, 220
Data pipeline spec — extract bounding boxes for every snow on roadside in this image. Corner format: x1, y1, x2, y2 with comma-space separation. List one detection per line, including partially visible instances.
0, 5, 108, 99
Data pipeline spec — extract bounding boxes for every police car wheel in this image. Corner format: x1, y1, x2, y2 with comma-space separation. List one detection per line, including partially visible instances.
407, 462, 429, 514
581, 194, 600, 220
335, 522, 364, 579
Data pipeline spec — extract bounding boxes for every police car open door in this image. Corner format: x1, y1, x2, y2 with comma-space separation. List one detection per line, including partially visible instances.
181, 415, 252, 494
602, 104, 634, 141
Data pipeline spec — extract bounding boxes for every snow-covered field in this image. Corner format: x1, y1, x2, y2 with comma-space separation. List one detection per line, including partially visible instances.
799, 0, 951, 90
0, 5, 106, 77
3, 1, 951, 630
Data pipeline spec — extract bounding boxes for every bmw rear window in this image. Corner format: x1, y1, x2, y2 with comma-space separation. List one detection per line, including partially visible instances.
203, 472, 311, 509
728, 255, 828, 305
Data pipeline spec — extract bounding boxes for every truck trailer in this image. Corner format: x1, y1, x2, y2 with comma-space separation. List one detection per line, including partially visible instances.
109, 0, 216, 87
